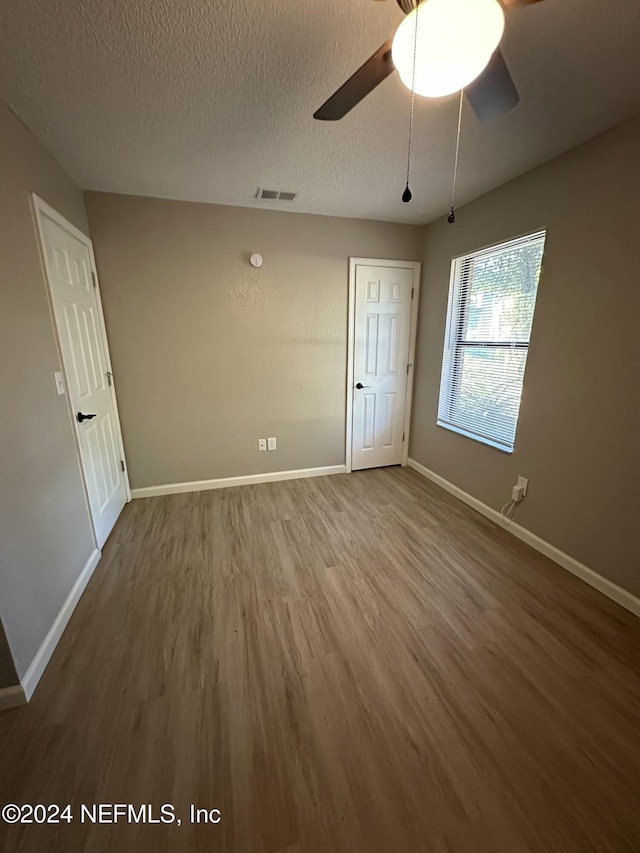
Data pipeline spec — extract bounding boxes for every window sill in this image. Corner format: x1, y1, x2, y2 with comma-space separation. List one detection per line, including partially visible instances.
436, 421, 514, 454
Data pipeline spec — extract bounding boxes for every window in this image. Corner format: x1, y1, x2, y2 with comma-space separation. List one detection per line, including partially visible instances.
437, 230, 546, 453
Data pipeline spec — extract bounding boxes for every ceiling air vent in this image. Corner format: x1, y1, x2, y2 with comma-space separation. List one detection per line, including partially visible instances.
256, 187, 298, 202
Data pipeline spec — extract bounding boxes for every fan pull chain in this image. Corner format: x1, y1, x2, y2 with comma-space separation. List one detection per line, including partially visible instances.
402, 4, 420, 203
448, 90, 464, 223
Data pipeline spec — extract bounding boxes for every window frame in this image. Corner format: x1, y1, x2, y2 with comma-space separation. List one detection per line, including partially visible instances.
437, 230, 546, 453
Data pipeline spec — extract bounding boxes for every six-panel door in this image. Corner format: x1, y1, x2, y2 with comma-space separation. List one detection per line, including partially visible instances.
352, 264, 414, 471
40, 213, 127, 547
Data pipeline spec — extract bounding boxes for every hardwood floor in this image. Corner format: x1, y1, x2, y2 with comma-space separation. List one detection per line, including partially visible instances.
1, 467, 639, 852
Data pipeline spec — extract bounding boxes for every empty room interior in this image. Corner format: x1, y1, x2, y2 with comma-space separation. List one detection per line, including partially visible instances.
1, 0, 640, 850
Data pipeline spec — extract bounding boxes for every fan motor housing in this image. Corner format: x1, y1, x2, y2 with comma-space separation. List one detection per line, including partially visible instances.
396, 0, 419, 14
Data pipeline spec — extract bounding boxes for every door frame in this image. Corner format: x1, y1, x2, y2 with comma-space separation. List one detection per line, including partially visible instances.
346, 257, 421, 473
31, 194, 131, 546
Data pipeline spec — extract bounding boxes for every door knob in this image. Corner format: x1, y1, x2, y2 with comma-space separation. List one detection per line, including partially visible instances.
355, 382, 371, 390
77, 412, 97, 423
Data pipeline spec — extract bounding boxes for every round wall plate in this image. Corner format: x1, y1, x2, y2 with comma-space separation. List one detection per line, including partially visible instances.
250, 253, 263, 268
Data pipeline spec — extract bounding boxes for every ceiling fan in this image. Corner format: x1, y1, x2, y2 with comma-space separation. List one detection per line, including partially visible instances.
314, 0, 544, 123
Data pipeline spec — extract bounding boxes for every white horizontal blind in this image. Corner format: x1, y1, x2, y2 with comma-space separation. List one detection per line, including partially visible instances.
437, 230, 546, 452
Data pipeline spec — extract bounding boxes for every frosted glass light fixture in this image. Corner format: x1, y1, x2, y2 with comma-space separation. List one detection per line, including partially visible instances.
392, 0, 505, 98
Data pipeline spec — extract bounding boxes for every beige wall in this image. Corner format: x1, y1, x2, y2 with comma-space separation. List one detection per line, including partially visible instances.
411, 113, 640, 597
85, 193, 424, 489
0, 100, 95, 683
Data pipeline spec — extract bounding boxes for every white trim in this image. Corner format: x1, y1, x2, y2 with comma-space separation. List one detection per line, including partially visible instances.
21, 549, 101, 701
346, 261, 357, 474
131, 465, 347, 499
30, 194, 132, 513
402, 263, 421, 468
0, 684, 27, 711
346, 258, 421, 473
407, 459, 640, 619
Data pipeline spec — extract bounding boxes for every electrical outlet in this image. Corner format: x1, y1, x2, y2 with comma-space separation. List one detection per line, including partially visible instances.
258, 438, 267, 452
517, 475, 528, 497
267, 437, 277, 451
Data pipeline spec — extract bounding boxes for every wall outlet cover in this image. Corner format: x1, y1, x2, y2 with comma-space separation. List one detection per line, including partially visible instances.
258, 438, 267, 451
267, 437, 277, 451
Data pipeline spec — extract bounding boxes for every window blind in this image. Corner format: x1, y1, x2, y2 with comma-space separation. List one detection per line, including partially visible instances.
437, 230, 546, 452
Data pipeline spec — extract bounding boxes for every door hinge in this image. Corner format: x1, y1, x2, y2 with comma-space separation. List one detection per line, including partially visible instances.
402, 432, 406, 442
406, 363, 412, 375
91, 271, 97, 288
106, 370, 113, 387
411, 287, 414, 299
120, 460, 126, 473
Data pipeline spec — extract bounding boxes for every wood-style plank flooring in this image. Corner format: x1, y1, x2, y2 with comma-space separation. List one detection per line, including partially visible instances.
1, 467, 640, 852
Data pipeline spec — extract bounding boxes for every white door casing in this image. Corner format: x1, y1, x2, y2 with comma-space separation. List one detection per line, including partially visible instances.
33, 195, 129, 548
347, 259, 421, 472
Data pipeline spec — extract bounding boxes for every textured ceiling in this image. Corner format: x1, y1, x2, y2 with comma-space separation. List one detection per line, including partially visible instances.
1, 0, 640, 224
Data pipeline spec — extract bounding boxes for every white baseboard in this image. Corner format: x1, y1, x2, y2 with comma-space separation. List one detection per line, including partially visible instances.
0, 684, 27, 711
20, 548, 101, 701
131, 465, 347, 499
407, 458, 640, 619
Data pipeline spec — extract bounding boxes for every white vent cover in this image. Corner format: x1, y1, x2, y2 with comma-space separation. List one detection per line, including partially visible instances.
256, 187, 298, 202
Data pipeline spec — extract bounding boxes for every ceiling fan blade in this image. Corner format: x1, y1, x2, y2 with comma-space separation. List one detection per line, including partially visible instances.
500, 0, 545, 8
314, 40, 395, 121
465, 49, 519, 121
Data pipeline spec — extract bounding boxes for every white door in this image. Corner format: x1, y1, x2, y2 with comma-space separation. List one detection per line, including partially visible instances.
350, 262, 418, 471
35, 200, 128, 547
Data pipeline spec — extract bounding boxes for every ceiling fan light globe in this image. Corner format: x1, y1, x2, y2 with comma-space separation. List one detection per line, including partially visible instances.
399, 52, 494, 97
392, 0, 505, 98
